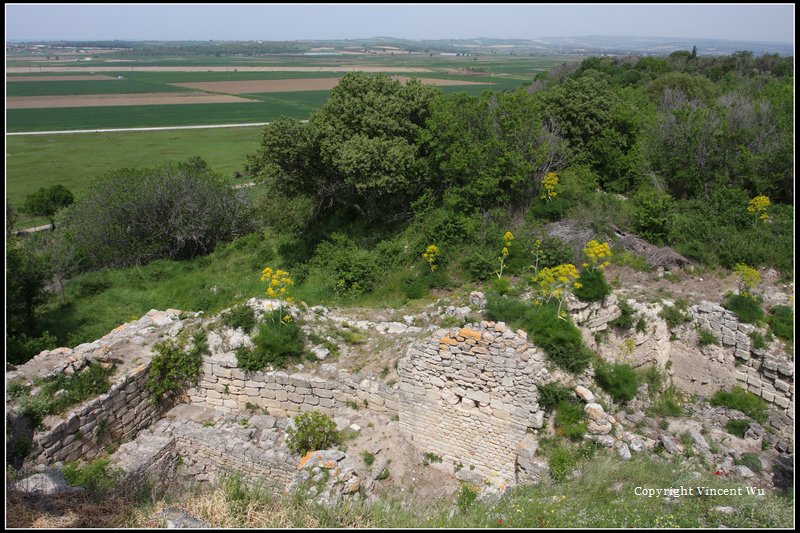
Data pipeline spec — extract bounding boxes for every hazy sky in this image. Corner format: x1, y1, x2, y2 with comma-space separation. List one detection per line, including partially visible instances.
5, 4, 795, 43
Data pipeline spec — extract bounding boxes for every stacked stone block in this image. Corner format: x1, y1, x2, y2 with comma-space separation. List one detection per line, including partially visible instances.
396, 322, 550, 485
188, 352, 399, 419
691, 301, 794, 416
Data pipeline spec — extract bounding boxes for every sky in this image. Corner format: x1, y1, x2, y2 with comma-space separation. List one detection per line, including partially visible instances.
5, 3, 795, 44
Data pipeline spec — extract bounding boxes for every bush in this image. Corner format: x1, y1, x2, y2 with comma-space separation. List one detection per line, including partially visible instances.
538, 382, 577, 413
460, 246, 496, 281
647, 384, 685, 417
455, 483, 479, 513
62, 458, 123, 500
61, 158, 253, 270
725, 419, 752, 438
610, 299, 635, 330
722, 293, 764, 325
220, 305, 256, 333
548, 445, 577, 483
236, 311, 306, 371
286, 411, 340, 456
659, 304, 689, 329
486, 296, 592, 374
311, 233, 378, 296
736, 452, 763, 474
147, 330, 207, 401
698, 328, 718, 347
554, 401, 587, 440
574, 269, 612, 302
710, 387, 768, 423
594, 362, 640, 402
748, 332, 767, 350
768, 305, 793, 341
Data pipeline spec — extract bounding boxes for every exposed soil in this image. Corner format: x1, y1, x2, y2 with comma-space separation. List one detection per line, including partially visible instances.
5, 92, 257, 109
171, 76, 486, 94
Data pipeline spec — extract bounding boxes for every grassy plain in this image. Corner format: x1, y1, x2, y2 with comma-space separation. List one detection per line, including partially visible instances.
5, 79, 191, 97
7, 127, 263, 227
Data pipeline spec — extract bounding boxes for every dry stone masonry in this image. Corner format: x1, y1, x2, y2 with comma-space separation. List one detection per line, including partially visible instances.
396, 321, 550, 485
691, 301, 794, 414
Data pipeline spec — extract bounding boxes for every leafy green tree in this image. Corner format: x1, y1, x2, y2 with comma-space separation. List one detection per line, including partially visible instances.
246, 73, 440, 223
6, 238, 49, 338
22, 185, 74, 229
60, 157, 253, 269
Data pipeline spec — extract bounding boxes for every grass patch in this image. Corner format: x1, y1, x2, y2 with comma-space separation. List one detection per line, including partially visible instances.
609, 299, 634, 330
697, 328, 718, 347
594, 362, 640, 402
146, 329, 208, 401
573, 269, 611, 302
659, 303, 690, 329
537, 382, 577, 413
725, 419, 752, 438
15, 362, 115, 429
554, 401, 587, 441
646, 385, 685, 417
219, 304, 257, 333
722, 293, 764, 325
485, 296, 592, 374
236, 310, 306, 371
62, 457, 123, 501
767, 305, 793, 341
710, 387, 768, 423
735, 452, 763, 474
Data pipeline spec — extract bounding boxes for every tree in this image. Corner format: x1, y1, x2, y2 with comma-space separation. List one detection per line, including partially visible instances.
6, 238, 49, 337
7, 202, 18, 238
61, 158, 254, 269
22, 185, 74, 229
245, 72, 440, 223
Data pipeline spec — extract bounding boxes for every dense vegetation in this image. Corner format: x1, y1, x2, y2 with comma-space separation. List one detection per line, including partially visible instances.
6, 50, 794, 365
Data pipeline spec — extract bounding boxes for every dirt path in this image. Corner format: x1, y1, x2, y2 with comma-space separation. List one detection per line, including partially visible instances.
7, 122, 281, 136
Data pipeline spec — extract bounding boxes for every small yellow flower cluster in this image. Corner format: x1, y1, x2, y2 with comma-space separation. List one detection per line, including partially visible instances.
260, 267, 294, 300
422, 244, 440, 272
540, 172, 559, 201
733, 263, 761, 296
532, 263, 582, 316
582, 240, 612, 270
496, 231, 515, 279
747, 195, 770, 224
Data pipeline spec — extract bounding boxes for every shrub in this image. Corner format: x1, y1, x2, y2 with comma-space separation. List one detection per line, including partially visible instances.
635, 316, 648, 334
147, 330, 207, 401
768, 305, 793, 341
659, 304, 689, 329
486, 296, 592, 374
62, 458, 123, 499
61, 158, 253, 269
710, 387, 768, 423
422, 452, 443, 465
455, 483, 479, 513
647, 385, 685, 417
531, 237, 575, 271
736, 452, 763, 474
538, 382, 577, 413
748, 332, 767, 350
725, 419, 752, 438
236, 311, 305, 371
594, 362, 641, 402
360, 451, 376, 467
610, 299, 635, 330
460, 246, 496, 281
574, 269, 611, 302
548, 445, 578, 482
722, 293, 764, 325
219, 305, 256, 333
286, 411, 340, 456
697, 328, 718, 347
310, 233, 379, 296
554, 401, 587, 441
400, 273, 429, 300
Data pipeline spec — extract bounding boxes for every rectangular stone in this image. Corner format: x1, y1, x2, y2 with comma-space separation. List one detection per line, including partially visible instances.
774, 380, 790, 392
774, 396, 790, 408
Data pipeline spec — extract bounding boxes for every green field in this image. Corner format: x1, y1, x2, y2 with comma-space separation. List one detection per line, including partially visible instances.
6, 79, 192, 97
7, 127, 264, 227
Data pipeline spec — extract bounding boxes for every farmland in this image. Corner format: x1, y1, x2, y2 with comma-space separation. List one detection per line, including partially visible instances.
6, 51, 575, 228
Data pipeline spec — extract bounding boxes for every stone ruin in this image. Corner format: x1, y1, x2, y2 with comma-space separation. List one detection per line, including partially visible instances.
5, 291, 795, 505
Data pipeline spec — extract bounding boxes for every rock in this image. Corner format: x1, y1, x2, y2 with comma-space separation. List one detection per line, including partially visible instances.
661, 435, 680, 455
688, 429, 709, 451
615, 442, 632, 460
469, 291, 486, 309
574, 386, 595, 403
455, 468, 484, 486
158, 507, 211, 529
735, 465, 755, 478
333, 417, 351, 431
349, 424, 361, 433
310, 346, 330, 361
10, 469, 83, 496
371, 457, 390, 481
584, 403, 606, 421
588, 420, 613, 435
712, 506, 736, 515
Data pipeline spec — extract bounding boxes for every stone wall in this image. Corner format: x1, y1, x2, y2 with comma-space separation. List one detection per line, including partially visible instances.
188, 352, 399, 419
35, 364, 166, 464
396, 322, 550, 485
691, 301, 794, 414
